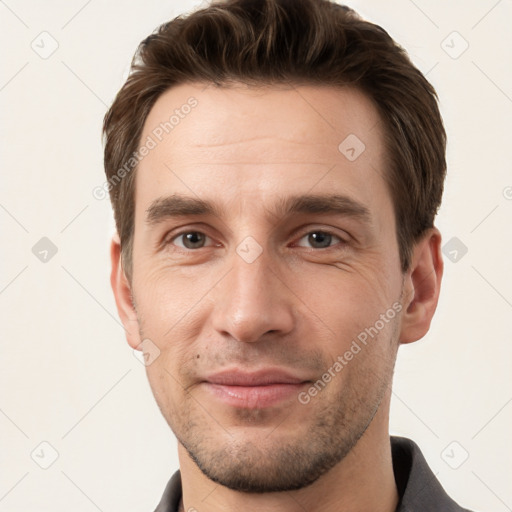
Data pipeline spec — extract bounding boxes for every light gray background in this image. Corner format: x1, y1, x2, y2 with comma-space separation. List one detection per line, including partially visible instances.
1, 0, 511, 510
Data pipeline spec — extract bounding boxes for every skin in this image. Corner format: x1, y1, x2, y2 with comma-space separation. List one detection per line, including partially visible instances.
111, 82, 443, 512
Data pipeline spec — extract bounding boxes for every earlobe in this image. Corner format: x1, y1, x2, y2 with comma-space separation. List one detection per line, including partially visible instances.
399, 227, 444, 344
110, 235, 142, 350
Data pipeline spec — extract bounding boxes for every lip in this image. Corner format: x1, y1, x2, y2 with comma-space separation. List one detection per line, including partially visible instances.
202, 369, 310, 409
205, 369, 308, 386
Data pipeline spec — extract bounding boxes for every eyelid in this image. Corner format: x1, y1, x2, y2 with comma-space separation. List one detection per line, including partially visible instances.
292, 221, 350, 239
293, 229, 348, 249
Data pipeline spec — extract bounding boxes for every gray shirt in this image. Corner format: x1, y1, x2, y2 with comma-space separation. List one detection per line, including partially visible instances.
153, 436, 474, 511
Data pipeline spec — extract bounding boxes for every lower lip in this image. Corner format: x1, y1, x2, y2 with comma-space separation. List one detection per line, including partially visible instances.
203, 382, 307, 409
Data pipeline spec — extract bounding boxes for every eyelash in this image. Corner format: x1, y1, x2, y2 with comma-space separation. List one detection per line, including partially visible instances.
164, 229, 347, 251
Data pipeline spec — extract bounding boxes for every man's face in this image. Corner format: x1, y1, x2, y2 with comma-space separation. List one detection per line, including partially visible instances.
126, 83, 405, 492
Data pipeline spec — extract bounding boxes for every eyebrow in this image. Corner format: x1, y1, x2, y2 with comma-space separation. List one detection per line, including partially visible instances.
145, 193, 372, 226
146, 195, 220, 225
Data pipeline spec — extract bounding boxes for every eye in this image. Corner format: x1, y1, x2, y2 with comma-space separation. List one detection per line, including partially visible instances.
296, 230, 344, 249
170, 231, 212, 250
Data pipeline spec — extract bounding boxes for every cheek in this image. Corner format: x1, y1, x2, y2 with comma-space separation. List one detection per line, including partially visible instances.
145, 359, 186, 426
301, 257, 399, 321
134, 263, 214, 340
291, 259, 402, 366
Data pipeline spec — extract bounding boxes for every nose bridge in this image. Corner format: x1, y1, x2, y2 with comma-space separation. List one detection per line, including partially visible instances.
232, 247, 273, 307
211, 242, 294, 343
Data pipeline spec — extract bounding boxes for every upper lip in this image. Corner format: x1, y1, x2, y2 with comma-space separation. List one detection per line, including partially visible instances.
204, 369, 309, 386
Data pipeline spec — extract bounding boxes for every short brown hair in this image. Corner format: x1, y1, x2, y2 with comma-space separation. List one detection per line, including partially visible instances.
103, 0, 446, 280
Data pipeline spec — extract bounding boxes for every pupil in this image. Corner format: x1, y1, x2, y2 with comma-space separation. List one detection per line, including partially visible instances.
309, 232, 331, 248
184, 232, 204, 248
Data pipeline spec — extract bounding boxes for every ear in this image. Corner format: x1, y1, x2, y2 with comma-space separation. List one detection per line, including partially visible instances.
110, 234, 143, 350
399, 227, 444, 344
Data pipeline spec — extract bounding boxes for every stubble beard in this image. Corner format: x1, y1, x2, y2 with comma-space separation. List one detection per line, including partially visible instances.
171, 348, 397, 493
139, 304, 400, 493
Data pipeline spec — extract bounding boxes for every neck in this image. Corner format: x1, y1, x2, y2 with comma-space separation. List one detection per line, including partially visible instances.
178, 397, 398, 512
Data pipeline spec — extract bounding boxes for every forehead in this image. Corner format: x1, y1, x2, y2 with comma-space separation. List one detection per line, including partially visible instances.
135, 82, 389, 220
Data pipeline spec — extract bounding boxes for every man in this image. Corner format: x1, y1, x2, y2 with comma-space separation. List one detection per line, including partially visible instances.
103, 0, 474, 510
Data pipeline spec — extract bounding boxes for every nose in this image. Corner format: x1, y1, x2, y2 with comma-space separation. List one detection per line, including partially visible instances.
210, 247, 295, 343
